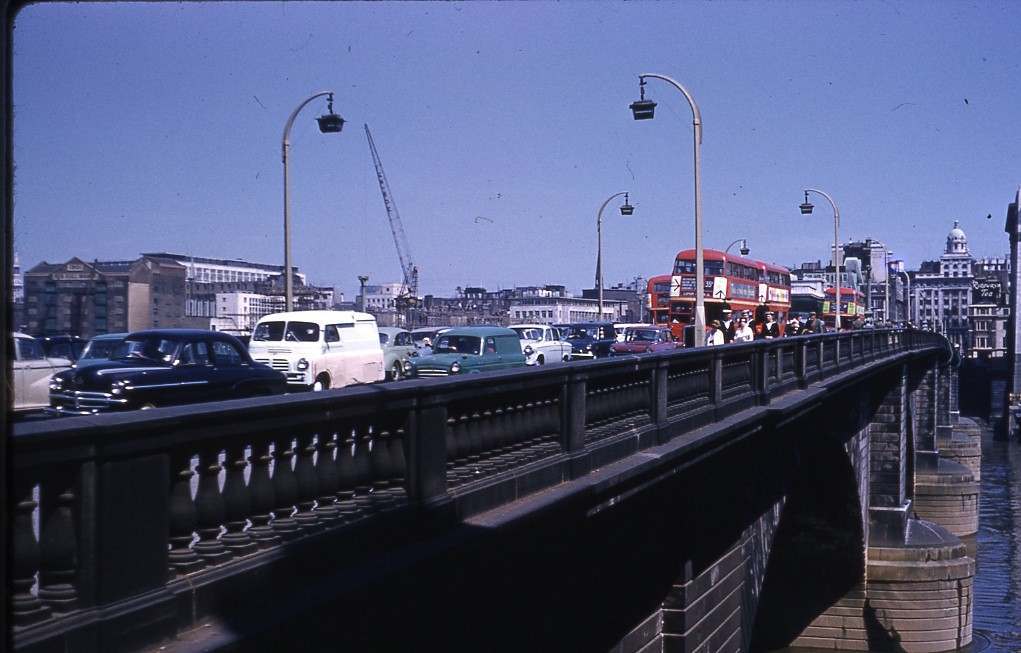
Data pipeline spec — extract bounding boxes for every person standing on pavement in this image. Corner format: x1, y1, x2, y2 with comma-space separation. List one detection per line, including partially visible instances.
732, 317, 754, 343
705, 320, 724, 346
762, 312, 779, 339
720, 309, 734, 344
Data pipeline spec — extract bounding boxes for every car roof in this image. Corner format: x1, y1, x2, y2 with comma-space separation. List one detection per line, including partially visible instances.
378, 327, 410, 335
256, 310, 377, 324
440, 326, 518, 337
89, 332, 128, 341
509, 324, 548, 329
125, 328, 240, 341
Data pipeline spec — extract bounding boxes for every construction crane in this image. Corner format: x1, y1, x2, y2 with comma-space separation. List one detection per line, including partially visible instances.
364, 124, 419, 321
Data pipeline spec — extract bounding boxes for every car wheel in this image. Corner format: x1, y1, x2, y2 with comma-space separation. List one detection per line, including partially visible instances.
563, 353, 571, 362
139, 402, 157, 410
536, 354, 545, 366
312, 374, 330, 392
391, 361, 403, 381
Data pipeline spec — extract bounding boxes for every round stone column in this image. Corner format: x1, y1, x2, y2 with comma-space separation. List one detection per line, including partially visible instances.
913, 458, 979, 537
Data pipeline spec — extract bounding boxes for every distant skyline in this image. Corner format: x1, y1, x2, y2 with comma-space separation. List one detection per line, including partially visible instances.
12, 2, 1021, 298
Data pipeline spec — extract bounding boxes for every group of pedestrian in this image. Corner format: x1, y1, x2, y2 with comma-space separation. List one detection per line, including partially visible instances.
704, 309, 825, 346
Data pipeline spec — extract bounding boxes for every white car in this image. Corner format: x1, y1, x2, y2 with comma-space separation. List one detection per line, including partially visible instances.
12, 332, 71, 412
248, 311, 384, 391
510, 324, 572, 366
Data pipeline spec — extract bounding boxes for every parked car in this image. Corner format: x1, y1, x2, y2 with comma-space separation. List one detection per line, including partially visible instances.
248, 310, 385, 391
411, 326, 451, 355
613, 323, 651, 342
406, 326, 526, 377
75, 332, 127, 369
47, 329, 286, 415
610, 326, 681, 355
41, 335, 87, 362
562, 323, 617, 360
510, 323, 571, 366
13, 332, 72, 413
378, 327, 418, 380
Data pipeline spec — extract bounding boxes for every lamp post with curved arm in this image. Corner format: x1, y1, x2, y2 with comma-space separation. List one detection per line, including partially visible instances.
724, 239, 749, 256
282, 91, 345, 312
596, 192, 635, 318
631, 73, 706, 345
799, 188, 842, 330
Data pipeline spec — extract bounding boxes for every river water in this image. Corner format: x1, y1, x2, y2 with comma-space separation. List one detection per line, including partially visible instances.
968, 427, 1021, 652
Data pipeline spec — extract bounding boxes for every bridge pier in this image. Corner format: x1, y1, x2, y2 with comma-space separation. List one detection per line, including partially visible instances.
787, 362, 976, 652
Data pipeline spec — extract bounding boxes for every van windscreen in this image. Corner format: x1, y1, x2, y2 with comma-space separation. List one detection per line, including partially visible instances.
285, 322, 320, 342
252, 321, 285, 341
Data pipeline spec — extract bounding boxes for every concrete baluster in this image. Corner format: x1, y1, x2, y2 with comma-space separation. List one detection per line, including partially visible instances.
314, 432, 341, 526
370, 427, 396, 510
334, 431, 359, 522
388, 423, 408, 504
13, 480, 51, 625
349, 428, 373, 512
246, 438, 280, 548
270, 436, 300, 540
38, 470, 79, 612
168, 450, 205, 574
293, 432, 321, 534
193, 447, 232, 566
220, 440, 258, 556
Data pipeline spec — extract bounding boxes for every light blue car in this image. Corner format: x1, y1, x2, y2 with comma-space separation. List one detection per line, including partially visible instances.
406, 327, 526, 378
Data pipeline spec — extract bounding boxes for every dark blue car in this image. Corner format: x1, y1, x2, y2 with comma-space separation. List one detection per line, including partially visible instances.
48, 329, 287, 414
562, 323, 617, 360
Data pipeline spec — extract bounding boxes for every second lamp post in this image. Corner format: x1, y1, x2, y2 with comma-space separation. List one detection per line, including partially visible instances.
281, 91, 345, 312
799, 188, 842, 330
596, 192, 635, 318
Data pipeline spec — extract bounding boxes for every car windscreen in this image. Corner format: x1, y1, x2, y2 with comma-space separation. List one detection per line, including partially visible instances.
512, 327, 543, 341
378, 333, 390, 345
433, 335, 481, 355
627, 329, 659, 342
81, 339, 123, 360
566, 327, 597, 339
113, 336, 179, 364
252, 321, 285, 341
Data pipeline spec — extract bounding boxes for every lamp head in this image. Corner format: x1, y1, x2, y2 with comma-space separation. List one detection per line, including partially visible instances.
316, 94, 345, 133
630, 78, 656, 120
799, 191, 814, 215
740, 241, 750, 256
619, 193, 634, 216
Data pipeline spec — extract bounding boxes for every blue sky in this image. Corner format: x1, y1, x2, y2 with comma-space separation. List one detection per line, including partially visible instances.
12, 1, 1021, 298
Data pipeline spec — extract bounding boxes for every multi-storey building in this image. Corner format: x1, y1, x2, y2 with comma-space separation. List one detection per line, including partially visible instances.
143, 252, 305, 286
912, 221, 975, 351
509, 296, 625, 324
24, 255, 187, 338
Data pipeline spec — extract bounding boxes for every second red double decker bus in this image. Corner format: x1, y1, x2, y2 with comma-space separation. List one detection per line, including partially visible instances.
648, 249, 792, 341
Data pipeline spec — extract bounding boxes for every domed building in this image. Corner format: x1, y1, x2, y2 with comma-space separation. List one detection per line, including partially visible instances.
912, 221, 975, 351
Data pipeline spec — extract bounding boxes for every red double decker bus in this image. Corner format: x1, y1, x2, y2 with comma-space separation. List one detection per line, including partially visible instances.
823, 286, 865, 328
649, 249, 792, 340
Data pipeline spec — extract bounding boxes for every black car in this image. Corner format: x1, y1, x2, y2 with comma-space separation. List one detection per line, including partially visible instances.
562, 322, 617, 360
47, 329, 287, 415
41, 335, 87, 362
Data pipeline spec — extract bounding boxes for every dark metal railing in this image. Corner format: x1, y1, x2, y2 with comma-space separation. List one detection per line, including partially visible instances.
10, 329, 948, 649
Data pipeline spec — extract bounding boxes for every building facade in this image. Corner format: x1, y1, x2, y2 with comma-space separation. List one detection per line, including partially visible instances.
912, 221, 975, 351
24, 255, 187, 338
509, 296, 625, 324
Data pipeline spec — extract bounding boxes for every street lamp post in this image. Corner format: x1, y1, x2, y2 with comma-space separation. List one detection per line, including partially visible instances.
884, 249, 892, 325
357, 275, 369, 312
799, 189, 842, 330
631, 73, 706, 345
596, 192, 634, 319
282, 91, 345, 312
724, 239, 750, 256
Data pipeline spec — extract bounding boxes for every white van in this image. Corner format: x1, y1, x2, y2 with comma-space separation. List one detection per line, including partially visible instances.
248, 311, 384, 391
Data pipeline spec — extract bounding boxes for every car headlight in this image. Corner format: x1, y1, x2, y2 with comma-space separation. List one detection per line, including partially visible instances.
585, 345, 592, 352
49, 377, 64, 390
296, 358, 309, 371
110, 379, 130, 395
450, 361, 461, 374
523, 345, 534, 356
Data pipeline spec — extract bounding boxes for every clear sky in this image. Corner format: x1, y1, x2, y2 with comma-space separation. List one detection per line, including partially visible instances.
11, 1, 1021, 298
